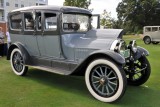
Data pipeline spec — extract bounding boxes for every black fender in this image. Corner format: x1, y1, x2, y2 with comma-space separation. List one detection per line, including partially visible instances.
71, 50, 125, 75
7, 42, 31, 65
88, 50, 126, 64
134, 46, 149, 60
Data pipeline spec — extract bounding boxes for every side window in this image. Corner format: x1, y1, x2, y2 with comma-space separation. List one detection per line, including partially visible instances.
24, 13, 34, 30
44, 13, 57, 31
152, 27, 158, 32
145, 27, 151, 32
10, 14, 22, 30
36, 12, 42, 30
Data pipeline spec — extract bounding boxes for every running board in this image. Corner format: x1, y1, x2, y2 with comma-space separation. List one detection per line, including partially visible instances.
30, 65, 73, 75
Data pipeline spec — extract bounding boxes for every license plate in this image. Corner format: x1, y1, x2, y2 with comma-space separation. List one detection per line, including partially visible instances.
120, 49, 130, 58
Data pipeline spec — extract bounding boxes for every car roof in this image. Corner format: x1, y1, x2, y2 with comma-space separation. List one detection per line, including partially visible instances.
10, 5, 92, 15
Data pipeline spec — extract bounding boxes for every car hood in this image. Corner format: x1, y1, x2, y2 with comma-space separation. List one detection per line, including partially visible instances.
61, 29, 123, 50
85, 29, 124, 39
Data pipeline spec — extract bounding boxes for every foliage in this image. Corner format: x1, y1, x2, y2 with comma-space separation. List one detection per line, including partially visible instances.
111, 19, 123, 29
117, 0, 160, 33
100, 10, 123, 29
100, 10, 112, 28
63, 0, 91, 9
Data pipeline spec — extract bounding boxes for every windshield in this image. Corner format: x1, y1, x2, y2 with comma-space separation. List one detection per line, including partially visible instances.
62, 14, 89, 32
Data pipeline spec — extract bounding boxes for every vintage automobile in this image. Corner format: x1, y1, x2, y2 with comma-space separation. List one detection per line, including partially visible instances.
7, 6, 151, 103
143, 26, 160, 44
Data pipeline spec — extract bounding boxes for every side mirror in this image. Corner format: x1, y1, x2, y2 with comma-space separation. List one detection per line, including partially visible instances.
91, 14, 100, 29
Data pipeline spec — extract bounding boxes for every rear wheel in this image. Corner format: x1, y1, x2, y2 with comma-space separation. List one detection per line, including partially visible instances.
10, 48, 28, 76
85, 59, 127, 103
152, 42, 159, 45
143, 36, 151, 44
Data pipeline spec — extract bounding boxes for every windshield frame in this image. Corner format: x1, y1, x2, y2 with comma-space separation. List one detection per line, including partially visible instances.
61, 13, 91, 34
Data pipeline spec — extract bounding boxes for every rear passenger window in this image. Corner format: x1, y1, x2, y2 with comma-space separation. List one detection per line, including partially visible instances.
44, 13, 57, 30
36, 12, 42, 30
10, 14, 22, 30
152, 27, 158, 32
24, 13, 34, 30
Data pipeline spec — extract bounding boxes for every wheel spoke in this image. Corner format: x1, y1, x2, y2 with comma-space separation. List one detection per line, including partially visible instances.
17, 53, 20, 59
93, 75, 100, 79
18, 65, 21, 71
101, 85, 105, 93
104, 67, 107, 76
108, 76, 116, 80
93, 81, 99, 84
95, 70, 102, 77
96, 84, 101, 89
99, 66, 104, 76
106, 85, 110, 95
15, 54, 19, 60
19, 65, 23, 71
108, 81, 117, 86
14, 64, 18, 70
16, 64, 20, 71
20, 60, 24, 65
107, 70, 113, 77
108, 83, 114, 92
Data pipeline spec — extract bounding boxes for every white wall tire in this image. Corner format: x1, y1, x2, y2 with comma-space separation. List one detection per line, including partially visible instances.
10, 48, 28, 76
85, 59, 127, 103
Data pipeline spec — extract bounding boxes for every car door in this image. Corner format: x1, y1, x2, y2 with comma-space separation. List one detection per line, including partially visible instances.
151, 27, 159, 41
36, 11, 61, 59
23, 12, 40, 57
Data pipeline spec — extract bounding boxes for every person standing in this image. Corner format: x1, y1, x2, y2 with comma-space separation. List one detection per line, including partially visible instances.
6, 28, 11, 49
0, 27, 4, 57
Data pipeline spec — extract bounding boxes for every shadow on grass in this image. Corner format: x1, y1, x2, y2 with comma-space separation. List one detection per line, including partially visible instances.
24, 68, 89, 96
24, 68, 156, 106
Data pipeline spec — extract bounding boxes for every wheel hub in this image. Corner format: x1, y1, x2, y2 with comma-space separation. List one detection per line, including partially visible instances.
99, 77, 108, 85
14, 59, 20, 65
99, 78, 105, 85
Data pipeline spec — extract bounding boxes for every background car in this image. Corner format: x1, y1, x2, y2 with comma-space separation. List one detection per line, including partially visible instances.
143, 26, 160, 44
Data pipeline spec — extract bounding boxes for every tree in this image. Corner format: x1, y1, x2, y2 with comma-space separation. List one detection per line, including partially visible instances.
111, 19, 123, 29
64, 0, 91, 9
117, 0, 160, 33
100, 10, 112, 28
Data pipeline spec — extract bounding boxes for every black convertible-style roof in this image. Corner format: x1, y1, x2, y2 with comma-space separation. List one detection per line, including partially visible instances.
10, 5, 92, 15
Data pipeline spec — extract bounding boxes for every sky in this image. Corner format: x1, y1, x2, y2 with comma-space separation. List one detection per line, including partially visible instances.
48, 0, 122, 19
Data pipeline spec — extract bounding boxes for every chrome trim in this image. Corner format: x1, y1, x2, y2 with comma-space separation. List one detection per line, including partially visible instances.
110, 40, 119, 51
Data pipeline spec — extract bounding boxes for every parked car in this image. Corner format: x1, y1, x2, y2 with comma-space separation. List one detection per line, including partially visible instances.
143, 26, 160, 44
7, 6, 151, 103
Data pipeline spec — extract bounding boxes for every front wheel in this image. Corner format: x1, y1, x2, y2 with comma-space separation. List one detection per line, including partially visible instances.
10, 48, 28, 76
127, 56, 151, 86
143, 36, 151, 44
85, 59, 127, 103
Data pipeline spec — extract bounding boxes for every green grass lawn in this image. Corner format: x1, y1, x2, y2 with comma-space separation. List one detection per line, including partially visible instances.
0, 35, 160, 107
